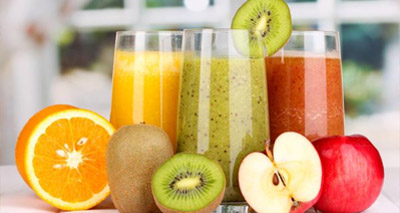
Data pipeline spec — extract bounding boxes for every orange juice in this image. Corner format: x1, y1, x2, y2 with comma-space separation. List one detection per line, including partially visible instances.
110, 51, 181, 149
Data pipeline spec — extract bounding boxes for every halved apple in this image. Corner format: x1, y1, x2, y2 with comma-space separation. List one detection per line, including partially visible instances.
239, 132, 323, 213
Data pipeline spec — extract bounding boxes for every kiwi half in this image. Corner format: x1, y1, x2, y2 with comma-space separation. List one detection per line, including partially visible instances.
151, 153, 226, 213
232, 0, 292, 56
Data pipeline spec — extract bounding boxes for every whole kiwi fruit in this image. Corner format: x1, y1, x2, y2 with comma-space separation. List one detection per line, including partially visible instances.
106, 124, 174, 213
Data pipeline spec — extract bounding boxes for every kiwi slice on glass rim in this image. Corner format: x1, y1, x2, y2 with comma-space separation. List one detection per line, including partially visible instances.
232, 0, 292, 56
151, 153, 226, 213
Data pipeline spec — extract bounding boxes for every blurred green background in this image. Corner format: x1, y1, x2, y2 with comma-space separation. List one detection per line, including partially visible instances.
58, 0, 399, 117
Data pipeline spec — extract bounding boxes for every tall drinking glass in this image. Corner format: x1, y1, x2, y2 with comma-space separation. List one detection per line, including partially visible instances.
177, 29, 270, 209
265, 31, 344, 144
110, 31, 182, 150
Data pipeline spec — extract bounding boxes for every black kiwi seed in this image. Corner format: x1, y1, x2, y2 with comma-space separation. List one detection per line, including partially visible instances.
262, 31, 267, 37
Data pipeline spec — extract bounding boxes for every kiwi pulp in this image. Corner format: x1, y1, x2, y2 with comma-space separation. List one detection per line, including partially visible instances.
152, 153, 226, 213
231, 0, 292, 56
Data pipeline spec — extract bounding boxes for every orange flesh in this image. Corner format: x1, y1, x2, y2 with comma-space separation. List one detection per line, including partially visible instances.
15, 105, 75, 186
32, 117, 110, 202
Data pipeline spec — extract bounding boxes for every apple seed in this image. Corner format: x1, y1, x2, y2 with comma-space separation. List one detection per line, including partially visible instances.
272, 173, 279, 185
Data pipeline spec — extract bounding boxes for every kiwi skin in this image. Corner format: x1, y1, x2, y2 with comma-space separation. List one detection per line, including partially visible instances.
106, 124, 174, 213
153, 187, 225, 213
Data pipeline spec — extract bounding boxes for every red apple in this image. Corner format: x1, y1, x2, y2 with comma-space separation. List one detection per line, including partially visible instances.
239, 132, 323, 212
313, 135, 384, 212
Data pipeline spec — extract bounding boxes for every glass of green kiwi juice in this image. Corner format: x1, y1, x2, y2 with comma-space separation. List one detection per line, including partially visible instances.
177, 29, 270, 209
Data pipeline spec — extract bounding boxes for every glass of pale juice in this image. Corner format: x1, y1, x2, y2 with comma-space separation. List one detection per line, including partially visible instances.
110, 31, 182, 150
177, 29, 270, 210
265, 31, 344, 144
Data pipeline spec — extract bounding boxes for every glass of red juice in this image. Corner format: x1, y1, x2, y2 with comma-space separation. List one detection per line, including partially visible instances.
265, 31, 344, 144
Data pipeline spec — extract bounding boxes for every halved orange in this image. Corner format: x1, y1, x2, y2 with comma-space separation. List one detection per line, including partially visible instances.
15, 105, 115, 210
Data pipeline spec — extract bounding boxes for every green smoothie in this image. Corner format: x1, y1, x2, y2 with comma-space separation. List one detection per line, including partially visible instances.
177, 57, 270, 202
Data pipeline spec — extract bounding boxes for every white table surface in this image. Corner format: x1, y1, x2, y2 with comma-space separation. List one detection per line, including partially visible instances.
0, 165, 399, 213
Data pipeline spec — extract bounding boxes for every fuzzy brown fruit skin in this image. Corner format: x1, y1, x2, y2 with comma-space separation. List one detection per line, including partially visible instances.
153, 188, 225, 213
106, 124, 174, 213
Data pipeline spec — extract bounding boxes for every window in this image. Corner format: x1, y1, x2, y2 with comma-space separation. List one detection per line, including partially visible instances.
341, 23, 399, 115
61, 0, 399, 118
58, 30, 119, 75
83, 0, 124, 10
146, 0, 215, 8
287, 0, 316, 2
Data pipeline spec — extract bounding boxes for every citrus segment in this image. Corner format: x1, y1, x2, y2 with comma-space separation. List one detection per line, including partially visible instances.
15, 106, 115, 210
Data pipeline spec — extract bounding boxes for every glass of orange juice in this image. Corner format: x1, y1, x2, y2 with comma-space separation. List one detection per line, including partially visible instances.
110, 31, 182, 150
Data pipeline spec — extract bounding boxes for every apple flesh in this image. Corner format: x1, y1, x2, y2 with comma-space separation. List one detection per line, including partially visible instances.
313, 135, 384, 212
239, 132, 323, 213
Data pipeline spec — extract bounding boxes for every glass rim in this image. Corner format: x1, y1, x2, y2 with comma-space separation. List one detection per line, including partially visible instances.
116, 30, 183, 36
116, 29, 338, 37
184, 28, 260, 33
291, 30, 339, 37
184, 29, 339, 37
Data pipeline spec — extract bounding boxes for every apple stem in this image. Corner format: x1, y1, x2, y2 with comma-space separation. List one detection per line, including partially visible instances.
265, 140, 274, 161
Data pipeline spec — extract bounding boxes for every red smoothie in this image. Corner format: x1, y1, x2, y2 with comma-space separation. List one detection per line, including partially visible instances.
265, 51, 344, 143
